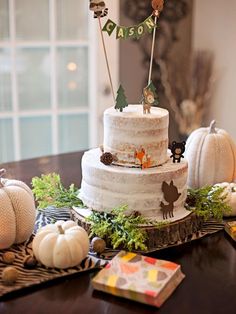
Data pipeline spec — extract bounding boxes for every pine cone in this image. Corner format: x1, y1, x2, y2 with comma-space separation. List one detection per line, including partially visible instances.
100, 152, 114, 165
132, 211, 142, 218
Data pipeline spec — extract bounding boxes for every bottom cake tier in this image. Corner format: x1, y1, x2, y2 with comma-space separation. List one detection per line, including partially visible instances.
80, 148, 190, 222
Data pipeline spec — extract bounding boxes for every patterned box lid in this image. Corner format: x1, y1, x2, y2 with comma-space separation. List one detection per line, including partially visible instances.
92, 251, 185, 307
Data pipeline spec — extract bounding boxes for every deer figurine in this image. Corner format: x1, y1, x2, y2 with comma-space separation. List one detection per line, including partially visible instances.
142, 88, 155, 114
160, 181, 181, 219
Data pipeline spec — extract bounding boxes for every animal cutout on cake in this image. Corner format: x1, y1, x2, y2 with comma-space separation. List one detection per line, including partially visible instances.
170, 141, 186, 163
141, 81, 159, 114
135, 149, 153, 169
142, 88, 153, 114
160, 181, 181, 219
135, 149, 146, 166
89, 0, 108, 18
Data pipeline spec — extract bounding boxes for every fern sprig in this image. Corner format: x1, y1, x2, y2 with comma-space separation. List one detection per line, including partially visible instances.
31, 173, 83, 209
87, 205, 149, 251
186, 185, 232, 220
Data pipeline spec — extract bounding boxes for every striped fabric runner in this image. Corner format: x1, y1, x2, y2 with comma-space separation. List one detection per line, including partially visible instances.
201, 219, 225, 233
0, 207, 106, 299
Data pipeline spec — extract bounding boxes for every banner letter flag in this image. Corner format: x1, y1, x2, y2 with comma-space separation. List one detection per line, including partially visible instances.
102, 19, 116, 36
144, 16, 156, 33
116, 26, 127, 39
136, 24, 145, 38
127, 26, 136, 39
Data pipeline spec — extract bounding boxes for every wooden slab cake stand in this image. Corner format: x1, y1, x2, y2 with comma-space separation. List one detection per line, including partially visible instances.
70, 208, 203, 252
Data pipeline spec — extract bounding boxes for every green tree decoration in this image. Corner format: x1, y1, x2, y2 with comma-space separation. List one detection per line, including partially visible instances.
147, 80, 159, 106
115, 84, 128, 112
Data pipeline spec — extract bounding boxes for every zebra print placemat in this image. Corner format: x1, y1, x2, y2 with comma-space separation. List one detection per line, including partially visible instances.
96, 218, 226, 259
0, 207, 106, 299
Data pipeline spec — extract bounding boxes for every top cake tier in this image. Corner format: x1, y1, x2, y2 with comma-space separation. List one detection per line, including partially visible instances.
103, 105, 169, 167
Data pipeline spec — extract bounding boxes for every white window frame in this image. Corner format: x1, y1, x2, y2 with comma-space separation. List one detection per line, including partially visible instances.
0, 0, 119, 161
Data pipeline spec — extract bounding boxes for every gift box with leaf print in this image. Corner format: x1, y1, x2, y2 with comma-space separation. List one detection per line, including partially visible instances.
92, 251, 185, 307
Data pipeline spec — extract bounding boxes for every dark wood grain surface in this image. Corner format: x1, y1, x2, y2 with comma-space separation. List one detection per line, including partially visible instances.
1, 152, 236, 314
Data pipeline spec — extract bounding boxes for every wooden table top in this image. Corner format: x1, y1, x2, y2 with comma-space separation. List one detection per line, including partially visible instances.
0, 151, 236, 314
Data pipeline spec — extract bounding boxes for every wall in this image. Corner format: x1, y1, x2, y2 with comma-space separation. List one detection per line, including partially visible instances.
119, 0, 194, 142
193, 0, 236, 140
120, 1, 193, 104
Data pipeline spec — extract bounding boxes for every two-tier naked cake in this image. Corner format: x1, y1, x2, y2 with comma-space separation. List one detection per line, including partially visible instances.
80, 105, 190, 222
76, 0, 203, 250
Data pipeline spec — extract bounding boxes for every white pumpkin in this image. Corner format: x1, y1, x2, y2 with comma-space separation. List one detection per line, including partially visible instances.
0, 169, 36, 249
214, 182, 236, 217
185, 120, 236, 188
32, 220, 90, 269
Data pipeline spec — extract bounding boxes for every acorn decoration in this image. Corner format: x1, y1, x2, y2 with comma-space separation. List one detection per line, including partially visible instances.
2, 252, 15, 264
100, 152, 114, 166
91, 237, 106, 254
2, 266, 19, 285
23, 255, 38, 269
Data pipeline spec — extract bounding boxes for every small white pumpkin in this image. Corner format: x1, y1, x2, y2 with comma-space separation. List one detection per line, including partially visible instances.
32, 220, 89, 269
214, 182, 236, 217
185, 120, 236, 188
0, 169, 36, 249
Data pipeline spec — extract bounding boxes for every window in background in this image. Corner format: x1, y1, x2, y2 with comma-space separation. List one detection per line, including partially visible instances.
0, 0, 98, 163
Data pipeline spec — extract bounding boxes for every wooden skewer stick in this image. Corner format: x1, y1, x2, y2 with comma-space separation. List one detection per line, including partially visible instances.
98, 16, 115, 102
148, 14, 158, 85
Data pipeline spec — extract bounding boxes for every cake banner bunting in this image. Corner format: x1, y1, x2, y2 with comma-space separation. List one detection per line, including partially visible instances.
102, 15, 156, 39
90, 0, 165, 112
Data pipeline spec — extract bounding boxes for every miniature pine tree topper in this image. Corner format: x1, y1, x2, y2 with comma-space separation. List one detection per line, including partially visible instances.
115, 84, 128, 112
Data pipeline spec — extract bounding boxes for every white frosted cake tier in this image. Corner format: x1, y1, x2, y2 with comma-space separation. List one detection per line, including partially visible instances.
103, 105, 169, 167
80, 148, 190, 222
